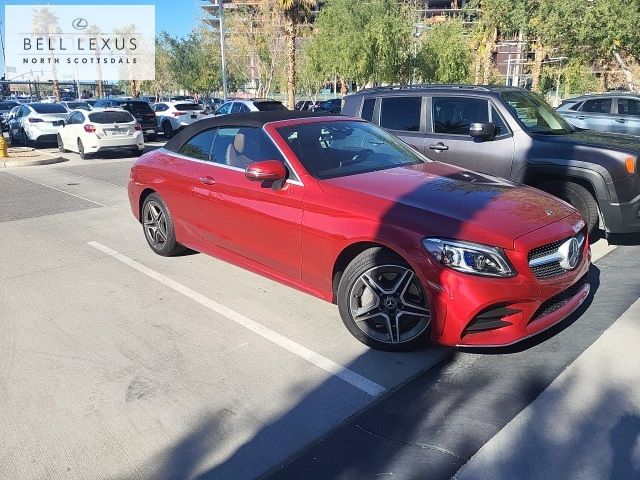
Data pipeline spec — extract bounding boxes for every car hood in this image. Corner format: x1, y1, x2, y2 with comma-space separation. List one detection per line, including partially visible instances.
319, 162, 577, 250
536, 129, 640, 154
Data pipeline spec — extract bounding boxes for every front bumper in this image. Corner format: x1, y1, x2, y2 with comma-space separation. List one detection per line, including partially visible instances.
413, 212, 591, 347
599, 192, 640, 233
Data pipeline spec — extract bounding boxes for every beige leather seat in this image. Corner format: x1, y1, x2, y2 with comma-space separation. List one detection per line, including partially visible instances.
226, 132, 253, 168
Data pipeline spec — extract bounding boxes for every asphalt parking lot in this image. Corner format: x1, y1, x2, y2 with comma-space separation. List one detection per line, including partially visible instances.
1, 143, 639, 479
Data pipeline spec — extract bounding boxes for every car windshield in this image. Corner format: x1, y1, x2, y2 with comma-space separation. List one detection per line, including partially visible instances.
501, 91, 574, 134
277, 120, 426, 179
175, 103, 203, 111
66, 102, 90, 110
30, 103, 68, 114
89, 111, 134, 124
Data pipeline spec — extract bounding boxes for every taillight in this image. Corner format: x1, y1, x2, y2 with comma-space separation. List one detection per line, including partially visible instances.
173, 112, 182, 117
84, 124, 96, 133
135, 123, 142, 131
28, 117, 43, 123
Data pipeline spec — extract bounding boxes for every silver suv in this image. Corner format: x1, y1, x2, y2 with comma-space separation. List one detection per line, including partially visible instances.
556, 93, 640, 136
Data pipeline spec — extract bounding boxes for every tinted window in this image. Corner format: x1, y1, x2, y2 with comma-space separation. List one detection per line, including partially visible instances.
617, 98, 640, 117
581, 98, 612, 114
66, 102, 90, 110
211, 127, 289, 173
432, 97, 489, 134
116, 101, 154, 114
30, 103, 67, 114
569, 102, 582, 111
174, 103, 203, 111
231, 102, 243, 114
361, 98, 375, 122
254, 101, 286, 111
380, 96, 421, 131
89, 111, 134, 124
179, 129, 217, 161
278, 121, 425, 180
217, 102, 232, 115
491, 107, 509, 136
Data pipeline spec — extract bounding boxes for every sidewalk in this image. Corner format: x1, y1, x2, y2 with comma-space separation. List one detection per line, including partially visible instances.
454, 299, 640, 480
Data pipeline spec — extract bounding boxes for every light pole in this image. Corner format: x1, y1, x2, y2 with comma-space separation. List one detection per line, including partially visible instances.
202, 0, 228, 101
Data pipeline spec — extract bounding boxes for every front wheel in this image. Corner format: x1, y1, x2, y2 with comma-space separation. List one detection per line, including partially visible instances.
337, 248, 431, 351
162, 122, 174, 139
540, 181, 599, 234
141, 193, 185, 257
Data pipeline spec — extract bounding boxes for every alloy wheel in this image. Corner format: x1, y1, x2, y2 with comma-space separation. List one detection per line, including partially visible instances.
143, 201, 168, 250
348, 265, 430, 344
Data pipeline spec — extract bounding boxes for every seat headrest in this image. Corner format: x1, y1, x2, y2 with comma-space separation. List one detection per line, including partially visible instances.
234, 133, 245, 153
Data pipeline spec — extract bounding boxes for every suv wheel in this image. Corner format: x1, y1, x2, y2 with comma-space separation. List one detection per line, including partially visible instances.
162, 121, 174, 139
540, 181, 599, 234
337, 248, 431, 351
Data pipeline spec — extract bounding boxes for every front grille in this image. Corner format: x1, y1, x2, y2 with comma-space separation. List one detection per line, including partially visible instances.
529, 274, 589, 323
528, 232, 584, 280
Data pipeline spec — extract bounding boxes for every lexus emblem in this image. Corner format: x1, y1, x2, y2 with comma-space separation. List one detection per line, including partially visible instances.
72, 18, 88, 30
558, 237, 580, 270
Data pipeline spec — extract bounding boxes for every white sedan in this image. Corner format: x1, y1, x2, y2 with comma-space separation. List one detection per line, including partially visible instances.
151, 101, 208, 138
56, 108, 144, 159
8, 102, 68, 146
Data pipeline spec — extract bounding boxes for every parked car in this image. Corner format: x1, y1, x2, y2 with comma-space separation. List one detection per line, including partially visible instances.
93, 98, 158, 141
556, 93, 640, 136
128, 111, 590, 351
61, 100, 92, 112
56, 108, 144, 159
0, 100, 20, 131
342, 85, 640, 234
214, 99, 287, 116
314, 98, 342, 114
151, 101, 208, 138
8, 102, 68, 146
202, 97, 224, 114
85, 99, 99, 109
295, 100, 319, 111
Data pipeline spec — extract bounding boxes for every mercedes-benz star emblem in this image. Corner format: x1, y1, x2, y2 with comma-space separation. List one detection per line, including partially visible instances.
72, 18, 88, 30
558, 237, 580, 270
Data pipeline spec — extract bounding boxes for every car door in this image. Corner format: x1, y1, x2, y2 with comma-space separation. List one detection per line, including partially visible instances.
60, 111, 78, 148
377, 95, 426, 153
612, 97, 640, 136
10, 106, 26, 139
574, 97, 615, 132
191, 126, 304, 279
425, 95, 514, 178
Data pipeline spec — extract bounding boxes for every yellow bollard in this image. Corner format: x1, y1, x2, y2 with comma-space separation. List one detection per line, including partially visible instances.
0, 134, 8, 158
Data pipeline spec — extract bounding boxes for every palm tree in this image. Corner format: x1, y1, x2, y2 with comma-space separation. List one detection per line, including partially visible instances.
114, 24, 140, 97
275, 0, 315, 110
31, 7, 62, 102
87, 25, 105, 98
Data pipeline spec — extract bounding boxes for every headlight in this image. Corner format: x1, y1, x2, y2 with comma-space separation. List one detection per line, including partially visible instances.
422, 238, 515, 278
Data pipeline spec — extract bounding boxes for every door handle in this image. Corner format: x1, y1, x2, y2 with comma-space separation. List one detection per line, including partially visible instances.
428, 143, 449, 151
615, 119, 627, 123
576, 116, 586, 120
198, 176, 216, 185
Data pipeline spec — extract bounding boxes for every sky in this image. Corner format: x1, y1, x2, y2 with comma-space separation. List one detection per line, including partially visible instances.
0, 0, 203, 78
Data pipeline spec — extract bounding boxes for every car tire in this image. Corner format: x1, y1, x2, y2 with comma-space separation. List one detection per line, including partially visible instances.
57, 134, 66, 153
337, 247, 431, 351
78, 138, 90, 159
141, 193, 186, 257
131, 148, 143, 157
162, 121, 174, 139
146, 133, 157, 142
8, 129, 15, 146
540, 181, 599, 234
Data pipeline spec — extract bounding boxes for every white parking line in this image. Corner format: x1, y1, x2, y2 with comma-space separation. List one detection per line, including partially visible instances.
87, 241, 386, 397
7, 172, 107, 207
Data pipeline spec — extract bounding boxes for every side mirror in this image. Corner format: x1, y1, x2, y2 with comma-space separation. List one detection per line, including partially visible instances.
469, 122, 495, 141
245, 160, 287, 182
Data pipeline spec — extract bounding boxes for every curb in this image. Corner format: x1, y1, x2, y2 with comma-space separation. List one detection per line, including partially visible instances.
0, 156, 68, 168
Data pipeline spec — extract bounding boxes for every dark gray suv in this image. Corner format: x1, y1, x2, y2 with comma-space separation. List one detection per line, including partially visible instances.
342, 85, 640, 234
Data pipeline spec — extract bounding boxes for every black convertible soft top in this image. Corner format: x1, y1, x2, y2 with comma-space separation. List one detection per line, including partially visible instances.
164, 111, 338, 152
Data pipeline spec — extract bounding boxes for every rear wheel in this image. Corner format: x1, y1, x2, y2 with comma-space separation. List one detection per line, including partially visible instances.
141, 193, 185, 257
540, 181, 599, 234
337, 248, 431, 351
57, 134, 66, 153
78, 138, 90, 159
162, 121, 174, 139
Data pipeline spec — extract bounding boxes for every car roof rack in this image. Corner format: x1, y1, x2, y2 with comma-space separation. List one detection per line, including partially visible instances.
354, 84, 495, 94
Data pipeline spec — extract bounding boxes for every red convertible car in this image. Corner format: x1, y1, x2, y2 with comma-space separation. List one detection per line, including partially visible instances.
128, 111, 590, 351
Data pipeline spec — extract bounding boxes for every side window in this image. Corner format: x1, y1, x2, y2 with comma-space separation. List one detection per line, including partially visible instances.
230, 102, 242, 114
380, 96, 421, 131
490, 107, 509, 136
159, 104, 169, 112
178, 129, 217, 161
240, 103, 251, 113
65, 112, 75, 124
212, 127, 297, 179
432, 97, 489, 135
217, 103, 231, 115
581, 98, 612, 114
569, 102, 582, 111
360, 98, 375, 122
617, 98, 640, 117
77, 112, 86, 123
